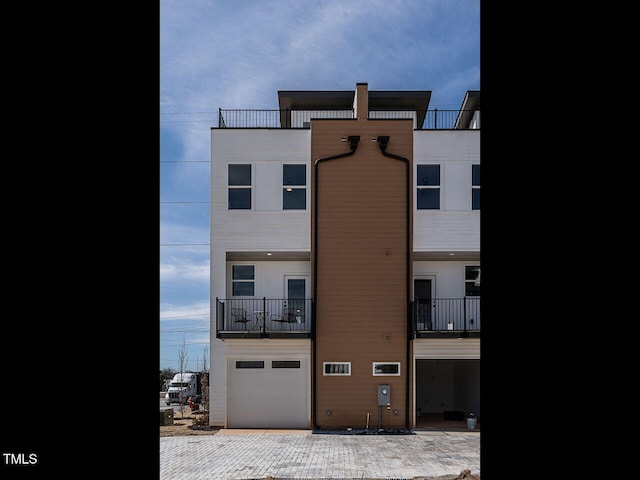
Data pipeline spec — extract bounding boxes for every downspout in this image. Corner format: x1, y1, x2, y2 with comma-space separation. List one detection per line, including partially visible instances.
376, 136, 412, 429
312, 135, 360, 429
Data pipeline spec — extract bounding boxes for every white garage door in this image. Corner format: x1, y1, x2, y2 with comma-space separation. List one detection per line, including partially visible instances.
227, 358, 310, 428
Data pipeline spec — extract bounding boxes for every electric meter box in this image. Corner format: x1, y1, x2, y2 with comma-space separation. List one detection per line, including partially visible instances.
377, 384, 390, 405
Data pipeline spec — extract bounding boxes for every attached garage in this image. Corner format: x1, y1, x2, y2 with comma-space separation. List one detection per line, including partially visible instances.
227, 356, 310, 428
413, 338, 480, 427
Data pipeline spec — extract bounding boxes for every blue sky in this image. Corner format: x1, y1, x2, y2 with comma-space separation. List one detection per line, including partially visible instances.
159, 0, 480, 371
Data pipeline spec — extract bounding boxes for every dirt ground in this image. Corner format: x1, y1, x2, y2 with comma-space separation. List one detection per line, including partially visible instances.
160, 406, 219, 437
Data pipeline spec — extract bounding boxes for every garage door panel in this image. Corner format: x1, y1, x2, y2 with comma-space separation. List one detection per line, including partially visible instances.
228, 357, 309, 428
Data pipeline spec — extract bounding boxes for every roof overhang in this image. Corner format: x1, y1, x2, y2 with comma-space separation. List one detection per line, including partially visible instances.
277, 90, 431, 111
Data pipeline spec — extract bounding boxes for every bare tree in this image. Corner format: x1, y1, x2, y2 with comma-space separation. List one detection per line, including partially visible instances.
177, 333, 188, 419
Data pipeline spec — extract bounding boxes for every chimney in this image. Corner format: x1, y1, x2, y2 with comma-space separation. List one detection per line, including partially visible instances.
354, 83, 368, 121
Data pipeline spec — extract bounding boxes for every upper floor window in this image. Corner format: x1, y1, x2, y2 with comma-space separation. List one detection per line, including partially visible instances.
416, 164, 440, 209
228, 164, 251, 209
472, 164, 480, 210
465, 265, 480, 296
232, 265, 254, 296
283, 164, 306, 210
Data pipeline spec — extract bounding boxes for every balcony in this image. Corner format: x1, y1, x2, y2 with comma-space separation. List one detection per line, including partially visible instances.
217, 109, 479, 130
215, 296, 480, 339
216, 298, 313, 339
412, 297, 481, 338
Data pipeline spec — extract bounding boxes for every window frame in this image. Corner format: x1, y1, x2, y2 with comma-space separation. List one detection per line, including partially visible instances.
282, 164, 307, 210
372, 362, 401, 376
416, 164, 441, 210
228, 164, 252, 210
322, 362, 351, 376
235, 360, 264, 369
464, 265, 481, 297
232, 264, 255, 297
472, 164, 480, 210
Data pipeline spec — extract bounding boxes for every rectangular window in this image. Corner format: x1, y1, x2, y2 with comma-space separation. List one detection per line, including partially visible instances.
323, 362, 350, 376
236, 361, 264, 369
472, 164, 480, 210
272, 361, 301, 369
228, 164, 251, 209
232, 265, 254, 296
417, 164, 440, 209
283, 164, 306, 210
465, 265, 480, 296
372, 362, 401, 376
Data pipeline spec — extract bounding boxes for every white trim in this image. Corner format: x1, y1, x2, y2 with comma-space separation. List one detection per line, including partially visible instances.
323, 362, 351, 376
372, 362, 401, 376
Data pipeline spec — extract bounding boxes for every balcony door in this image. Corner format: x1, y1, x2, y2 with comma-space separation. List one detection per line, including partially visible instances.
284, 276, 308, 323
415, 278, 433, 330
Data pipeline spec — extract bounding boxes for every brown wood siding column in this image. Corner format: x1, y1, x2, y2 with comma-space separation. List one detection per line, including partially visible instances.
311, 119, 413, 429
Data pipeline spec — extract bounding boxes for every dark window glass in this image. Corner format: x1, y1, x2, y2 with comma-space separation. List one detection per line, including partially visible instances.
283, 188, 306, 209
228, 164, 251, 186
465, 282, 481, 296
232, 265, 254, 296
236, 361, 264, 369
229, 188, 251, 209
324, 363, 349, 375
232, 282, 254, 296
417, 188, 440, 209
472, 165, 480, 186
272, 361, 301, 369
417, 165, 440, 186
465, 266, 480, 296
472, 189, 480, 210
374, 363, 399, 374
283, 165, 306, 186
233, 265, 254, 280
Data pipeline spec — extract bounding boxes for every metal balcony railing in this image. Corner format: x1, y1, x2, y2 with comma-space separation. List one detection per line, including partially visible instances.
413, 297, 481, 334
215, 296, 479, 338
218, 109, 479, 130
216, 298, 312, 335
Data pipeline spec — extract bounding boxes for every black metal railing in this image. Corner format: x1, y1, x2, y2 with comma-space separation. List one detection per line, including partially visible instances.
218, 109, 479, 130
412, 297, 480, 334
216, 298, 312, 333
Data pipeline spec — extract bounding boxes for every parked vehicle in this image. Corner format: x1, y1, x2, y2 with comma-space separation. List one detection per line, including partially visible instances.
165, 371, 202, 405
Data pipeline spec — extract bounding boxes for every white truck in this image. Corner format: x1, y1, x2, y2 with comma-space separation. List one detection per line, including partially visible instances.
164, 371, 202, 405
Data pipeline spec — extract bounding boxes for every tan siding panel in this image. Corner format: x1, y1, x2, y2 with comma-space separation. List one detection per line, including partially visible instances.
312, 118, 412, 428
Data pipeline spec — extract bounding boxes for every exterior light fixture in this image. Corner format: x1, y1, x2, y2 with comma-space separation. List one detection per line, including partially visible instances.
266, 253, 273, 256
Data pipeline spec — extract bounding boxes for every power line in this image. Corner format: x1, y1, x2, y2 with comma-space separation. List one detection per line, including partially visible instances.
160, 313, 209, 320
160, 243, 210, 246
160, 111, 218, 115
160, 120, 215, 124
161, 327, 210, 333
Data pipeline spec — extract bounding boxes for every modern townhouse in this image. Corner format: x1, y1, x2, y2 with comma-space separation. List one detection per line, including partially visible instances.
210, 83, 480, 430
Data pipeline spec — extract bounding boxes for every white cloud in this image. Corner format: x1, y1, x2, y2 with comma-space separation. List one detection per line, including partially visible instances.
160, 259, 209, 283
160, 301, 210, 321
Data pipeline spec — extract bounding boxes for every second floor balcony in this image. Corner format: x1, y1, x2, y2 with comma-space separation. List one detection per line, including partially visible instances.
216, 296, 481, 339
216, 297, 313, 339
